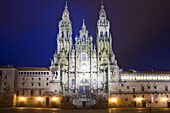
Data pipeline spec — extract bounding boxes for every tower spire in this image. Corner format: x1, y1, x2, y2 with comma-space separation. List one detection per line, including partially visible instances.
99, 0, 106, 18
101, 0, 103, 7
62, 0, 69, 20
65, 1, 68, 9
82, 19, 86, 30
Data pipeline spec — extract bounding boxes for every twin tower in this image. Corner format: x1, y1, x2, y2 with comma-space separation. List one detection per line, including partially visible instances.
49, 1, 120, 95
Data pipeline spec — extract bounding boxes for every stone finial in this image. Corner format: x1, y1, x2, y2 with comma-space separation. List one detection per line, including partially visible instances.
99, 0, 106, 18
62, 1, 69, 20
51, 59, 54, 65
101, 0, 104, 8
82, 19, 86, 30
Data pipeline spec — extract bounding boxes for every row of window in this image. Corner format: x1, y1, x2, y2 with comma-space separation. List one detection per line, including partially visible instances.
100, 31, 108, 37
125, 99, 159, 104
71, 79, 97, 89
121, 75, 170, 81
18, 89, 42, 96
132, 94, 168, 98
121, 84, 168, 92
19, 71, 49, 76
21, 77, 49, 81
61, 31, 69, 38
22, 82, 49, 87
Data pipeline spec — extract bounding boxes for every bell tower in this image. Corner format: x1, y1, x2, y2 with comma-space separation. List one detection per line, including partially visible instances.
96, 1, 111, 54
57, 1, 73, 54
49, 1, 73, 94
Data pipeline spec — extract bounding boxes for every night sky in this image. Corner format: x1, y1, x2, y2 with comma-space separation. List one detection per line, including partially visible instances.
1, 0, 170, 71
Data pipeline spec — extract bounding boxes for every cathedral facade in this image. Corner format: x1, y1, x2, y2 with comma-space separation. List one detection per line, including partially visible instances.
49, 2, 119, 96
0, 2, 170, 108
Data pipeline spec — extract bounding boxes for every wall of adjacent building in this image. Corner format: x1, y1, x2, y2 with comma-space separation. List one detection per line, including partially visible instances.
0, 67, 17, 107
108, 72, 170, 108
17, 69, 50, 96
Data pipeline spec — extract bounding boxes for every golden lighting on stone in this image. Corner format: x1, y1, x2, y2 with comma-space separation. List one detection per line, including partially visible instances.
20, 97, 25, 101
37, 97, 43, 101
110, 98, 117, 102
161, 98, 168, 101
136, 98, 143, 101
52, 97, 58, 101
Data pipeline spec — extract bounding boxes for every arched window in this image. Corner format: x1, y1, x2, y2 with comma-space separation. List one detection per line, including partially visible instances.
100, 31, 103, 37
82, 53, 86, 60
105, 32, 107, 37
80, 79, 84, 84
72, 66, 75, 71
79, 79, 89, 84
94, 79, 97, 88
61, 31, 64, 38
72, 79, 75, 87
93, 65, 96, 69
82, 63, 86, 66
72, 79, 75, 93
93, 79, 97, 93
85, 79, 89, 84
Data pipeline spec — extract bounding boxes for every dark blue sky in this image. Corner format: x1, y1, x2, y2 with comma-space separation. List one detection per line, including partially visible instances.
0, 0, 170, 71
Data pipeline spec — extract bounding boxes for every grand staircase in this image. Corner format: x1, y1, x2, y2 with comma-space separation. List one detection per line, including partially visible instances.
61, 94, 108, 109
71, 94, 97, 108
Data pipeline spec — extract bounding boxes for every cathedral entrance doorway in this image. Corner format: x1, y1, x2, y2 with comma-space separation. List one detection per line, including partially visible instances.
82, 101, 86, 108
79, 79, 89, 95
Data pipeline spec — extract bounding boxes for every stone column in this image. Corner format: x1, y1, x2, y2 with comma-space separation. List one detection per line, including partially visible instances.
103, 66, 107, 93
97, 39, 99, 93
90, 39, 92, 93
68, 53, 70, 93
62, 70, 65, 93
103, 68, 105, 92
75, 53, 78, 93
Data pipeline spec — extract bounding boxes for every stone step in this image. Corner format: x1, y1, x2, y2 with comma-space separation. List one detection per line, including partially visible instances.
61, 102, 77, 109
72, 97, 97, 108
91, 102, 108, 109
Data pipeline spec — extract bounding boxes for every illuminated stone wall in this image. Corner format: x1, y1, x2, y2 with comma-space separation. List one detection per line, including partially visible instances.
108, 93, 170, 108
16, 96, 62, 107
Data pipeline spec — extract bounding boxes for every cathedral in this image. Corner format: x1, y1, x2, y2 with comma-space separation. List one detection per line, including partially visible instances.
0, 1, 170, 108
49, 1, 119, 95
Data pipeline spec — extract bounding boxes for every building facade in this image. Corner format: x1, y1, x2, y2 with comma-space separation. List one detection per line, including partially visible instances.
49, 2, 119, 96
0, 2, 170, 108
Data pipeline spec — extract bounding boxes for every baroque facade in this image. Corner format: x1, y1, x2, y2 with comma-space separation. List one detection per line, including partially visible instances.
0, 2, 170, 108
49, 2, 119, 96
